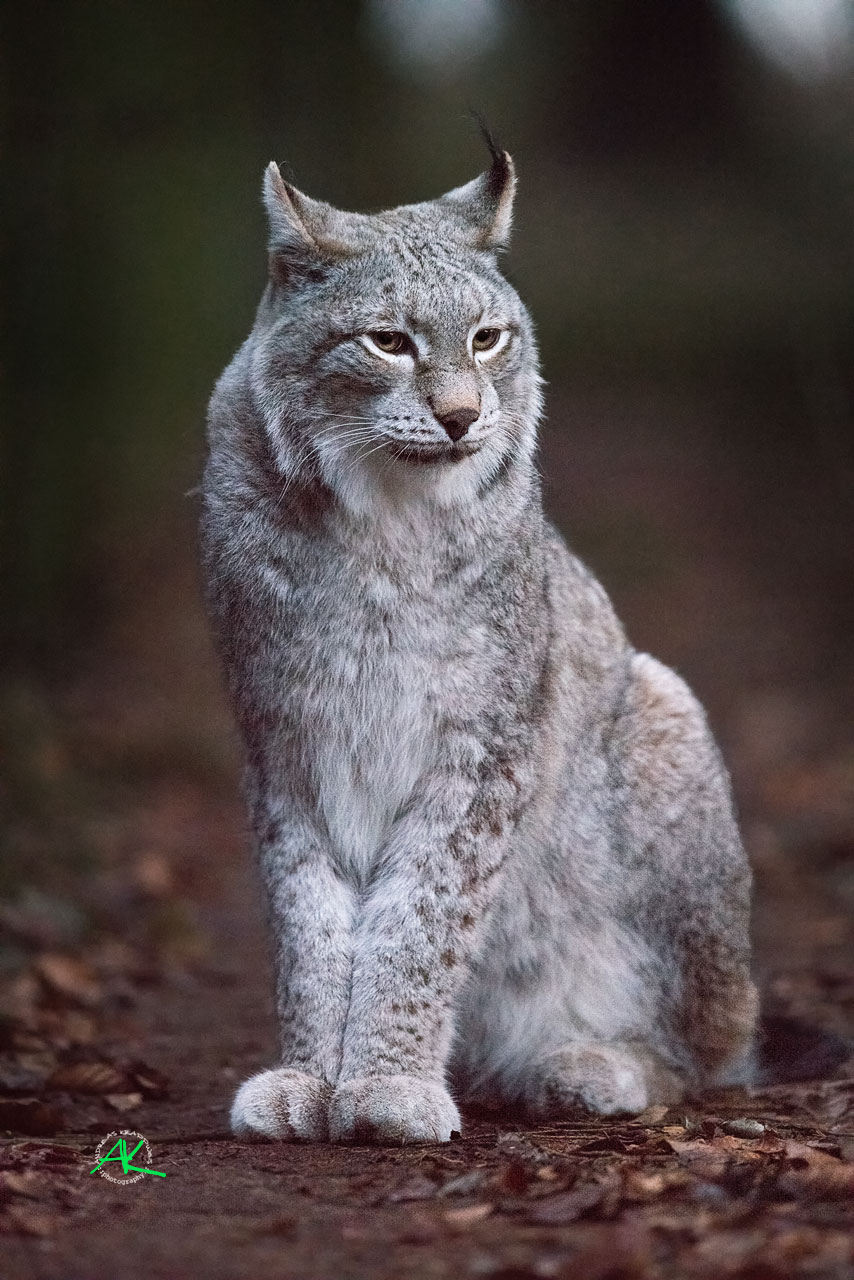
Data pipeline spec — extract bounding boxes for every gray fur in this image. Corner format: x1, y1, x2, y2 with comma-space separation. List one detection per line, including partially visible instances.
201, 150, 757, 1144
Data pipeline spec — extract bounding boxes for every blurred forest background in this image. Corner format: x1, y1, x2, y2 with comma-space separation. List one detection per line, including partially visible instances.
2, 0, 854, 997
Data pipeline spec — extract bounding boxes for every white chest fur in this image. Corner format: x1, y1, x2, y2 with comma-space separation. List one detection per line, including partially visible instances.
291, 570, 440, 885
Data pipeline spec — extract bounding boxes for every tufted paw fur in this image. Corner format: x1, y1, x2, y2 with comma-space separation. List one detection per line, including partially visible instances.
329, 1075, 461, 1145
230, 1067, 332, 1141
522, 1043, 683, 1119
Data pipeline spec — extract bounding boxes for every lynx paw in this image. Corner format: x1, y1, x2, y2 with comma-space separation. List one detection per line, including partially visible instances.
329, 1075, 461, 1145
523, 1044, 669, 1119
230, 1067, 332, 1142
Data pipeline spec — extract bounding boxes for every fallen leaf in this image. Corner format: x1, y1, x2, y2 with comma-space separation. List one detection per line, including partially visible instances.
621, 1168, 690, 1201
128, 1061, 169, 1099
47, 1060, 127, 1094
754, 1129, 786, 1154
106, 1092, 143, 1112
442, 1202, 493, 1228
666, 1133, 764, 1181
35, 955, 102, 1008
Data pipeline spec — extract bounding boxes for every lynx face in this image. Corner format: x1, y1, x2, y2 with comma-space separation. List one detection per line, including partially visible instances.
248, 153, 542, 504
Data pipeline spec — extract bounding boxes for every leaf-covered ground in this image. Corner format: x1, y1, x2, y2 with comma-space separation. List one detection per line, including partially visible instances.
2, 393, 852, 1278
1, 842, 853, 1280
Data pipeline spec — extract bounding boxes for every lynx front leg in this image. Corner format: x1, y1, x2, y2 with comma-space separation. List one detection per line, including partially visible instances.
329, 740, 530, 1145
328, 869, 465, 1145
231, 806, 355, 1142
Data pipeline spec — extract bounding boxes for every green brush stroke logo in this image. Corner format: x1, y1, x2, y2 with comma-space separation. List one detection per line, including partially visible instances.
90, 1131, 165, 1184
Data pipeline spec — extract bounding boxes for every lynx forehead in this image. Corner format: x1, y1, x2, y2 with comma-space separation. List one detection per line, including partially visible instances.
202, 143, 758, 1148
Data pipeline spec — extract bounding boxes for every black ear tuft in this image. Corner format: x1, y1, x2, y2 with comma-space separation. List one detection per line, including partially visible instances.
442, 112, 516, 249
470, 111, 511, 195
470, 112, 504, 168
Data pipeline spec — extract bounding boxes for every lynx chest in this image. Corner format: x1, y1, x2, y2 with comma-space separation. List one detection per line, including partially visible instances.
280, 559, 494, 884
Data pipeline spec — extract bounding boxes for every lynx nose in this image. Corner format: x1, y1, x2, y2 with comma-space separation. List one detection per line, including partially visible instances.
436, 407, 479, 442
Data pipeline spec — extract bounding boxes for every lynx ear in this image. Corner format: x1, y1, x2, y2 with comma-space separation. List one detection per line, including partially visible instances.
263, 162, 363, 275
440, 149, 516, 251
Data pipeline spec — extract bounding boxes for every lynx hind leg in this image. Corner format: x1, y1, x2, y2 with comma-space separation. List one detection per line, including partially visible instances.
617, 653, 759, 1088
523, 1043, 683, 1120
230, 1068, 332, 1142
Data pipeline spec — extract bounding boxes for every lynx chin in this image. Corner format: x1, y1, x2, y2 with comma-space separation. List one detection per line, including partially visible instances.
201, 143, 758, 1145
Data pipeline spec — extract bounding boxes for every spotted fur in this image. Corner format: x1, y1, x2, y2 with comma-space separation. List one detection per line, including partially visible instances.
201, 149, 756, 1144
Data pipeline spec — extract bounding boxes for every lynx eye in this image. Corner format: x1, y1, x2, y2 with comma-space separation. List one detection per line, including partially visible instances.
368, 330, 409, 355
472, 327, 502, 352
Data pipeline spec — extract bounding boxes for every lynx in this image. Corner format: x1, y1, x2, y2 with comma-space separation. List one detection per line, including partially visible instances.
200, 143, 758, 1144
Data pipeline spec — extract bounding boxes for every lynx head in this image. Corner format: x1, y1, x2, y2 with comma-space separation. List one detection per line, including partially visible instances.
248, 143, 542, 511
